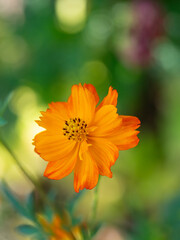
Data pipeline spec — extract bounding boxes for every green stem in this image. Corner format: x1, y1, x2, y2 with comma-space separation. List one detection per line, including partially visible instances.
87, 0, 92, 15
0, 133, 56, 212
0, 135, 38, 186
90, 177, 101, 226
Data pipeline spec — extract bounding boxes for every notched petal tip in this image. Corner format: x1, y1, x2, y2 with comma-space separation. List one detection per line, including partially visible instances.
40, 110, 47, 116
43, 171, 50, 178
83, 83, 100, 105
136, 118, 141, 125
120, 115, 141, 127
97, 86, 118, 110
35, 119, 41, 126
48, 101, 55, 108
43, 170, 55, 180
74, 182, 98, 193
118, 134, 140, 150
107, 171, 113, 178
100, 170, 113, 178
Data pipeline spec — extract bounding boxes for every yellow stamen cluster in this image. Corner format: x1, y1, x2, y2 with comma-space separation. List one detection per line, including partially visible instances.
63, 118, 88, 142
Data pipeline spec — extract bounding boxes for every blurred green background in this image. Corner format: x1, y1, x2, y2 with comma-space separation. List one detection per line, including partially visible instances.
0, 0, 180, 239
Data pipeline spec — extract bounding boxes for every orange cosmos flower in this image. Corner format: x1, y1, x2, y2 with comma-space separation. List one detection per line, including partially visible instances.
33, 84, 140, 192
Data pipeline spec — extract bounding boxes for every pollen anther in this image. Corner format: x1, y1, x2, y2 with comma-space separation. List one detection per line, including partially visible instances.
63, 118, 88, 142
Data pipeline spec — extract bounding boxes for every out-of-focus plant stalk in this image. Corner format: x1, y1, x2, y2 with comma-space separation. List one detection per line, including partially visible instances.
87, 0, 92, 14
90, 177, 101, 227
0, 134, 38, 186
0, 133, 57, 212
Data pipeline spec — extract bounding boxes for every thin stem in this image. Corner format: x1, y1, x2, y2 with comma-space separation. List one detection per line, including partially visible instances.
87, 0, 93, 15
90, 177, 101, 226
0, 133, 56, 212
0, 135, 38, 186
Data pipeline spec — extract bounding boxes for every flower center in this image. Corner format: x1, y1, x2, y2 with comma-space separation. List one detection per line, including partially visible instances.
63, 118, 88, 142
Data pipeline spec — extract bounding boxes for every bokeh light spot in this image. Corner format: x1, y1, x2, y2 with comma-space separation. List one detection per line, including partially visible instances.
55, 0, 87, 33
80, 61, 109, 86
154, 41, 180, 73
84, 11, 112, 47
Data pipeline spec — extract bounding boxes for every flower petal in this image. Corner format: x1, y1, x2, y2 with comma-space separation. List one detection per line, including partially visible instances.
35, 102, 69, 132
67, 84, 96, 124
79, 140, 92, 160
89, 138, 119, 178
83, 83, 99, 105
119, 115, 140, 128
89, 105, 122, 137
33, 131, 76, 161
107, 116, 140, 150
44, 143, 79, 180
74, 149, 99, 192
97, 86, 118, 110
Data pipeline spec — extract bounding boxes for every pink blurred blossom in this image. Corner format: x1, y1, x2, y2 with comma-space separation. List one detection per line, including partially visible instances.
0, 0, 24, 19
93, 226, 125, 240
122, 0, 165, 67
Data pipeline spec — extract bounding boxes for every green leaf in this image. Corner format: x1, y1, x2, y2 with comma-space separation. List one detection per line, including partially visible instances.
25, 191, 37, 221
44, 205, 53, 222
16, 224, 39, 235
0, 117, 7, 127
26, 191, 35, 212
1, 181, 29, 218
91, 223, 103, 238
44, 190, 56, 221
1, 181, 37, 221
0, 92, 13, 116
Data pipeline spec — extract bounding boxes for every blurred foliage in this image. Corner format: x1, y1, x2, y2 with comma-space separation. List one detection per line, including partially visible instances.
1, 181, 91, 240
0, 0, 180, 239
